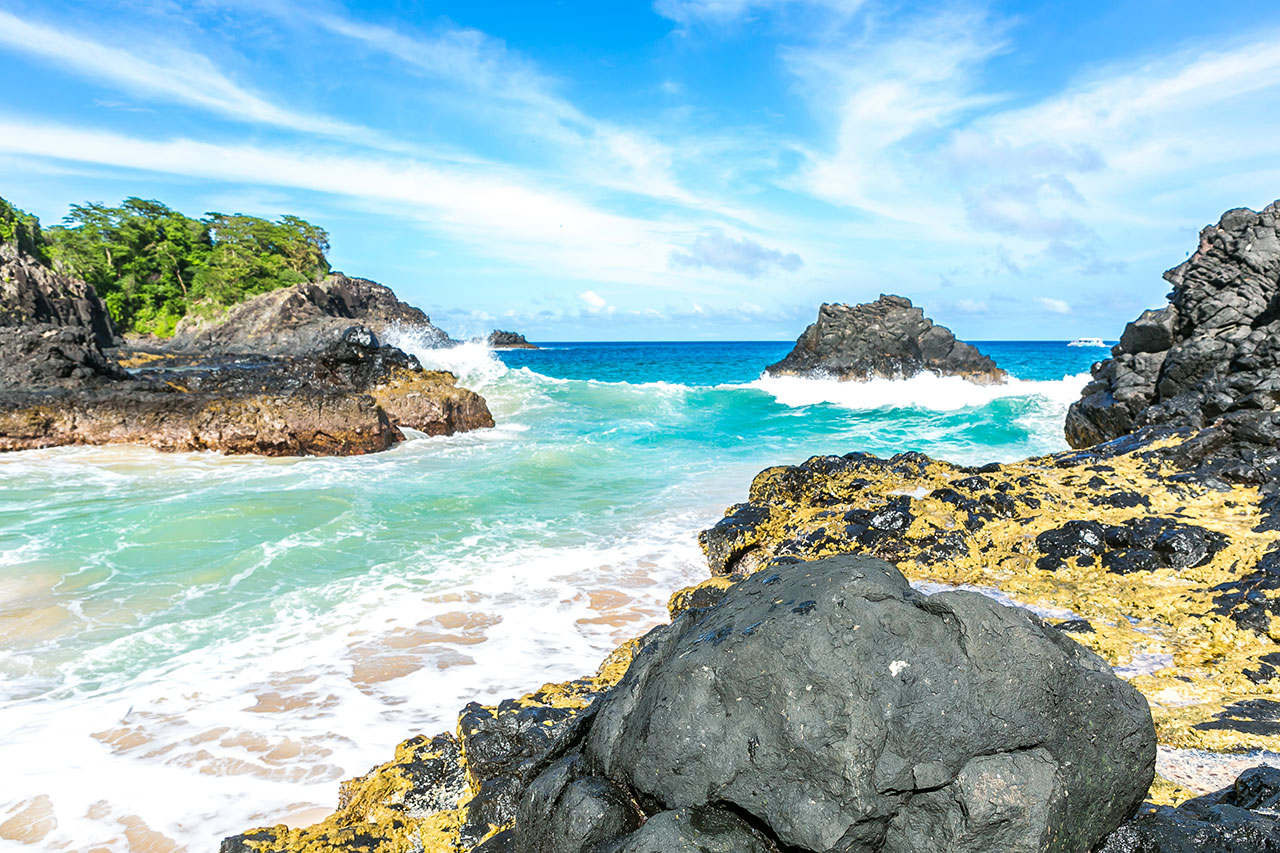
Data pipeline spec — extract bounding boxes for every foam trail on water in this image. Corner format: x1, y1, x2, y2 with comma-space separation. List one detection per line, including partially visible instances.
749, 371, 1092, 412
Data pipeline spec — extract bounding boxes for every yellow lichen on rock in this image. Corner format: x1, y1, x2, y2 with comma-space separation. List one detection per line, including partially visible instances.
700, 443, 1280, 762
666, 576, 735, 619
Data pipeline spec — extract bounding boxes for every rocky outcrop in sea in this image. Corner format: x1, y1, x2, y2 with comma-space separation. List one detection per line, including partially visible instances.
487, 330, 537, 349
0, 245, 492, 455
766, 294, 1006, 384
1066, 201, 1280, 489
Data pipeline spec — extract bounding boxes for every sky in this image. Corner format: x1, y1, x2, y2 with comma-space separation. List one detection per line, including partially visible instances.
1, 1, 1279, 341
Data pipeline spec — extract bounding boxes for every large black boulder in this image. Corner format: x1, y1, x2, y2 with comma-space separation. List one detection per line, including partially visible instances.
517, 554, 1156, 852
766, 295, 1006, 384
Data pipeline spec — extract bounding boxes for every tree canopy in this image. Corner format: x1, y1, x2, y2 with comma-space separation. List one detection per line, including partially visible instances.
17, 196, 333, 336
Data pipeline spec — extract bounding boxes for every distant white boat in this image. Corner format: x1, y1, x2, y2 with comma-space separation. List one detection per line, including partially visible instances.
1068, 337, 1107, 347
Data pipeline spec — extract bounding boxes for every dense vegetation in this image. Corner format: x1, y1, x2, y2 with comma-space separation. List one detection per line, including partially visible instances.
0, 194, 331, 336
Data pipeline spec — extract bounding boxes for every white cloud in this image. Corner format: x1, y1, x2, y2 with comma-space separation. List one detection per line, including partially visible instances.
0, 9, 364, 139
579, 290, 608, 308
669, 229, 803, 277
1037, 297, 1071, 314
779, 5, 1280, 288
787, 8, 1008, 223
0, 117, 694, 287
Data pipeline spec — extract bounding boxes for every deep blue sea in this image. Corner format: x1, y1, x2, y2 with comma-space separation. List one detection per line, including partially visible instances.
0, 338, 1110, 849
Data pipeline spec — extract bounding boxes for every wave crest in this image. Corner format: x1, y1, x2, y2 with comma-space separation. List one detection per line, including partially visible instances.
749, 371, 1092, 412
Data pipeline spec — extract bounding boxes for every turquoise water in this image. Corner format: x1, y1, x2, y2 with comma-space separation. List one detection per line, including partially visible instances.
0, 338, 1106, 849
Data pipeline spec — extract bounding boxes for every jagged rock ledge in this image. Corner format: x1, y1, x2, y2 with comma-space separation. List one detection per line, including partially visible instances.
165, 273, 456, 355
767, 294, 1006, 384
1066, 200, 1280, 489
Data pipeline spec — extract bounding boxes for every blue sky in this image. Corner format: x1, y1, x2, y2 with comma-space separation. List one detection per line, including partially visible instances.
2, 1, 1279, 341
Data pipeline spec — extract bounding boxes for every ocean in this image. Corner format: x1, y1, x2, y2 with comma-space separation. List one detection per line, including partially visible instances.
0, 338, 1107, 850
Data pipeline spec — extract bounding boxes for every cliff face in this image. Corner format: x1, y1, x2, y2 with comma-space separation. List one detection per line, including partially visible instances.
168, 273, 454, 355
1066, 202, 1280, 487
767, 295, 1006, 384
0, 242, 117, 349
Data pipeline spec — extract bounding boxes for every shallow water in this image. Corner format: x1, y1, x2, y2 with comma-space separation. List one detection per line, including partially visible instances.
0, 339, 1111, 849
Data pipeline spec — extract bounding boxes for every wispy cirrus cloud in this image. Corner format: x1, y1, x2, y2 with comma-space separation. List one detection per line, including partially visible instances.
0, 117, 689, 286
0, 9, 365, 139
301, 9, 703, 206
654, 0, 866, 25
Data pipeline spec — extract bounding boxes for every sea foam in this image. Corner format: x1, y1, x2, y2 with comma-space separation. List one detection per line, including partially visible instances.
749, 370, 1092, 412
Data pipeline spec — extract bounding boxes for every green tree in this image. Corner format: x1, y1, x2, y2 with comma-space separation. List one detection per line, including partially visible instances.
39, 196, 332, 336
193, 213, 330, 306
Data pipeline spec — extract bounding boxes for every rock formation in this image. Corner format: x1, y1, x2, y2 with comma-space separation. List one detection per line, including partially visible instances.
167, 273, 454, 355
767, 295, 1005, 384
0, 329, 493, 455
0, 326, 127, 391
222, 557, 1155, 853
692, 442, 1280, 753
1066, 201, 1280, 488
0, 242, 117, 349
487, 330, 538, 349
1, 247, 493, 455
514, 553, 1154, 853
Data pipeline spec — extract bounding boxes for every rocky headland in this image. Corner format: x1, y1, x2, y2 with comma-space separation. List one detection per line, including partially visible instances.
487, 330, 538, 349
0, 239, 493, 456
1066, 202, 1280, 491
220, 206, 1280, 852
766, 294, 1006, 384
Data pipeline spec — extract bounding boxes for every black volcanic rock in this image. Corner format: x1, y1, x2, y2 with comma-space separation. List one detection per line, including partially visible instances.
0, 242, 118, 349
167, 273, 454, 355
516, 553, 1155, 853
0, 325, 128, 391
1066, 201, 1280, 486
767, 295, 1005, 384
0, 261, 493, 455
488, 330, 538, 349
1099, 765, 1280, 852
